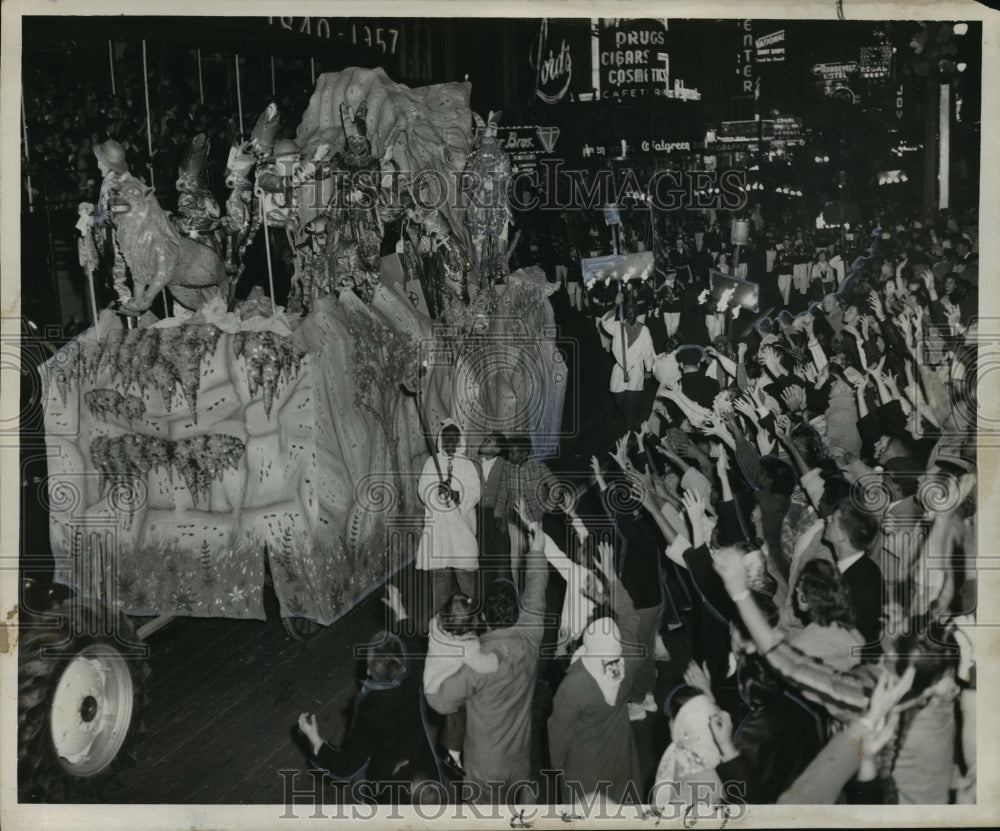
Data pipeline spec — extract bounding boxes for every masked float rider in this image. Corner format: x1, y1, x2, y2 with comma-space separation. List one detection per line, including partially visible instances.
290, 215, 334, 314
174, 133, 223, 256
90, 139, 139, 306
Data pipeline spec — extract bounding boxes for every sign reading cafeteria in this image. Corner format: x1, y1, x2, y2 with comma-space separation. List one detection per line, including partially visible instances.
596, 18, 700, 101
529, 17, 702, 104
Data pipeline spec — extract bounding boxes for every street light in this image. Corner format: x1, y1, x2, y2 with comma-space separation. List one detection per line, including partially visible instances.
953, 22, 968, 36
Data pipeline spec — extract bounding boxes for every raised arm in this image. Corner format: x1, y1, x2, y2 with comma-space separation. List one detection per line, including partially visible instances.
712, 546, 874, 723
518, 521, 552, 638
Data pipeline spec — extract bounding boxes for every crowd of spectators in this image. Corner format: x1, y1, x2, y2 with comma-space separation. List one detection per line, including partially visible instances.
21, 59, 309, 211
301, 200, 980, 812
21, 52, 981, 813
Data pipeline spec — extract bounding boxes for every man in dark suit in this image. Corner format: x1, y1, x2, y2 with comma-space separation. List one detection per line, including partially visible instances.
823, 498, 885, 659
474, 433, 511, 590
677, 344, 720, 409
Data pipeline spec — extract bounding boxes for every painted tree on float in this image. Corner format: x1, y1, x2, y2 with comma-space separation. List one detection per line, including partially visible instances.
346, 313, 420, 516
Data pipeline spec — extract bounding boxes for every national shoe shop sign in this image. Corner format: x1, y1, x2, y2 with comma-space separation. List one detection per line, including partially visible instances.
529, 18, 702, 105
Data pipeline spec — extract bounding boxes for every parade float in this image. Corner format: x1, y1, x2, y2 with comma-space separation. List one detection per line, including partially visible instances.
22, 68, 565, 798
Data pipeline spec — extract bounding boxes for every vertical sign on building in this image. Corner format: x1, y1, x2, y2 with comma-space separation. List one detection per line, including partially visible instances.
737, 19, 755, 97
529, 18, 575, 104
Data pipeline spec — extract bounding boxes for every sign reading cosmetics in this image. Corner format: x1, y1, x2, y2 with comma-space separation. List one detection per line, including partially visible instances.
528, 18, 701, 105
598, 18, 667, 99
596, 18, 700, 101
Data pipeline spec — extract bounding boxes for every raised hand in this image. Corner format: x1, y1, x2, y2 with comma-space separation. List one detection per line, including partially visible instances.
681, 489, 706, 525
781, 384, 806, 413
857, 666, 915, 761
774, 412, 793, 441
733, 395, 759, 422
662, 430, 690, 457
711, 546, 749, 598
684, 660, 714, 698
868, 291, 886, 320
715, 446, 731, 474
595, 539, 616, 583
859, 315, 873, 340
708, 709, 737, 759
628, 463, 655, 498
704, 417, 735, 448
747, 386, 768, 410
382, 584, 406, 621
610, 434, 632, 470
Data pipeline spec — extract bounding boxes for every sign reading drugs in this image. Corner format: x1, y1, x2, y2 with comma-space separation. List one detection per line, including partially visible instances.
581, 251, 654, 284
594, 18, 701, 101
708, 269, 759, 313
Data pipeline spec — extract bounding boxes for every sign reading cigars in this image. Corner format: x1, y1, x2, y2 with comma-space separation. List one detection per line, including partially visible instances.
529, 18, 701, 105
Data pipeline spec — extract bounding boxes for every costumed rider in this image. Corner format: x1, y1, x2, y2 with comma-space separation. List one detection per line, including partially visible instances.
329, 101, 384, 304
290, 214, 334, 314
221, 144, 255, 279
252, 137, 300, 307
173, 133, 223, 255
255, 138, 301, 231
87, 138, 139, 307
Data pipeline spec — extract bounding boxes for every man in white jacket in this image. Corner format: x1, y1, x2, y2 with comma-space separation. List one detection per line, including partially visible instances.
415, 419, 482, 616
601, 299, 656, 432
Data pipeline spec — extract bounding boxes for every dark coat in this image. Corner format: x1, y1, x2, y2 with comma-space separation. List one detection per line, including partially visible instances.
729, 691, 826, 803
547, 575, 642, 804
841, 555, 885, 652
311, 632, 441, 793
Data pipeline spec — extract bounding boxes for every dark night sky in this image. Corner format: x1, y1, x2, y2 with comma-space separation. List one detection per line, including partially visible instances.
22, 16, 981, 134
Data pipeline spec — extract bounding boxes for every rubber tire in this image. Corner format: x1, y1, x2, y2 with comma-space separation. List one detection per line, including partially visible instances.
281, 616, 324, 641
18, 599, 150, 803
